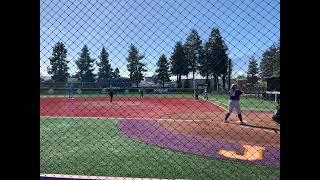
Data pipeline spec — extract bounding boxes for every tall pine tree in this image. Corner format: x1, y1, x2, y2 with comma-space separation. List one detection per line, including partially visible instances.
48, 42, 70, 82
273, 43, 280, 77
113, 68, 120, 78
155, 54, 170, 88
181, 44, 191, 80
126, 44, 147, 87
247, 56, 259, 88
259, 44, 277, 79
170, 41, 187, 88
226, 58, 233, 89
206, 28, 229, 90
97, 47, 113, 79
75, 45, 96, 82
184, 29, 203, 84
198, 41, 211, 87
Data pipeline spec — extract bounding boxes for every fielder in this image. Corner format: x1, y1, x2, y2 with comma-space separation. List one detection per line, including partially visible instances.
224, 84, 245, 124
66, 84, 73, 99
204, 88, 208, 100
195, 89, 199, 100
109, 88, 114, 102
139, 88, 144, 97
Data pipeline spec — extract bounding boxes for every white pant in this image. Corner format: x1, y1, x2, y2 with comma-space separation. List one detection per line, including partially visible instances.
228, 100, 241, 114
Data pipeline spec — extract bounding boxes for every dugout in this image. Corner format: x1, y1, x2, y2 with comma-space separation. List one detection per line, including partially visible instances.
263, 76, 280, 102
266, 76, 280, 91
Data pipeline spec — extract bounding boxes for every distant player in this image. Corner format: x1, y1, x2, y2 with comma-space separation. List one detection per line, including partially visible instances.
195, 89, 199, 100
139, 88, 144, 97
224, 84, 244, 124
204, 88, 208, 100
67, 84, 73, 99
109, 88, 114, 102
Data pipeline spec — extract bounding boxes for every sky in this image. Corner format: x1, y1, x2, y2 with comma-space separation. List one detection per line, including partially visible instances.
40, 0, 280, 79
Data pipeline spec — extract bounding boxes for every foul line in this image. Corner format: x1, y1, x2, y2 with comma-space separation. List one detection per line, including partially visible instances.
199, 96, 228, 111
198, 97, 279, 133
40, 174, 188, 180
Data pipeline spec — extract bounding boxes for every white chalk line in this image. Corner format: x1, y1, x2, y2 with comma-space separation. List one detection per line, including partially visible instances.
198, 96, 228, 111
40, 173, 188, 180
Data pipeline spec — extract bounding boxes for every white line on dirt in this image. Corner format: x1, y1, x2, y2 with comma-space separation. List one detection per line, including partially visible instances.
199, 96, 228, 111
40, 174, 188, 180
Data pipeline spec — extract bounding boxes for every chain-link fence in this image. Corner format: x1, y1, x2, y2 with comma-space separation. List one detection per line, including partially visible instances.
40, 0, 280, 179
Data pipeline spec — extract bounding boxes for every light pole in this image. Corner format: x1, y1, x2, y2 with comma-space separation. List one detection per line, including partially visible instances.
193, 73, 196, 99
193, 52, 199, 99
228, 58, 231, 90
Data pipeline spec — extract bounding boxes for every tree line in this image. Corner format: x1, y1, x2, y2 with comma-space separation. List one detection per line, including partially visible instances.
169, 28, 230, 90
239, 41, 280, 89
47, 43, 121, 83
46, 27, 279, 89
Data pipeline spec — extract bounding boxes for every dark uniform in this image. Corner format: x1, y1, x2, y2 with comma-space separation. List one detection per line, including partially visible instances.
109, 89, 114, 102
67, 85, 73, 98
195, 90, 199, 100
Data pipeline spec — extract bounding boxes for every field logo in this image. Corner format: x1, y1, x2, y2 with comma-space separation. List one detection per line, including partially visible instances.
218, 144, 265, 161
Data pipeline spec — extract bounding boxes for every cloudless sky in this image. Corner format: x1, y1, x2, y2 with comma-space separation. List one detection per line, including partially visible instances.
40, 0, 280, 78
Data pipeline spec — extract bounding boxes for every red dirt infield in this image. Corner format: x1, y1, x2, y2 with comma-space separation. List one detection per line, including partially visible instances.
40, 97, 224, 119
40, 96, 279, 131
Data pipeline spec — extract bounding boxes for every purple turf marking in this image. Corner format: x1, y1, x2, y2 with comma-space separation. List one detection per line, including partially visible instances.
117, 119, 280, 166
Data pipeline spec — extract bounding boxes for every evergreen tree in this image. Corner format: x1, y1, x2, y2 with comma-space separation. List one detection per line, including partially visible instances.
75, 45, 96, 82
247, 56, 259, 88
155, 54, 170, 87
97, 47, 113, 79
47, 42, 70, 82
170, 41, 187, 88
259, 44, 277, 79
198, 41, 211, 87
273, 43, 280, 77
184, 29, 203, 85
206, 28, 229, 90
126, 44, 147, 87
113, 68, 120, 78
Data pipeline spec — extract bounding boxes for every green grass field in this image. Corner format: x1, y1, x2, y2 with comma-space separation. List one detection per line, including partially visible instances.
40, 118, 280, 179
207, 94, 277, 112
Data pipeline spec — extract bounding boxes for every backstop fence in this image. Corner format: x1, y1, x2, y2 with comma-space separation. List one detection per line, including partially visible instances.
40, 0, 280, 179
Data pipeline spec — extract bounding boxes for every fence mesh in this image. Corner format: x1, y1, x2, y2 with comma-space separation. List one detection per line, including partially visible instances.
40, 0, 280, 179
